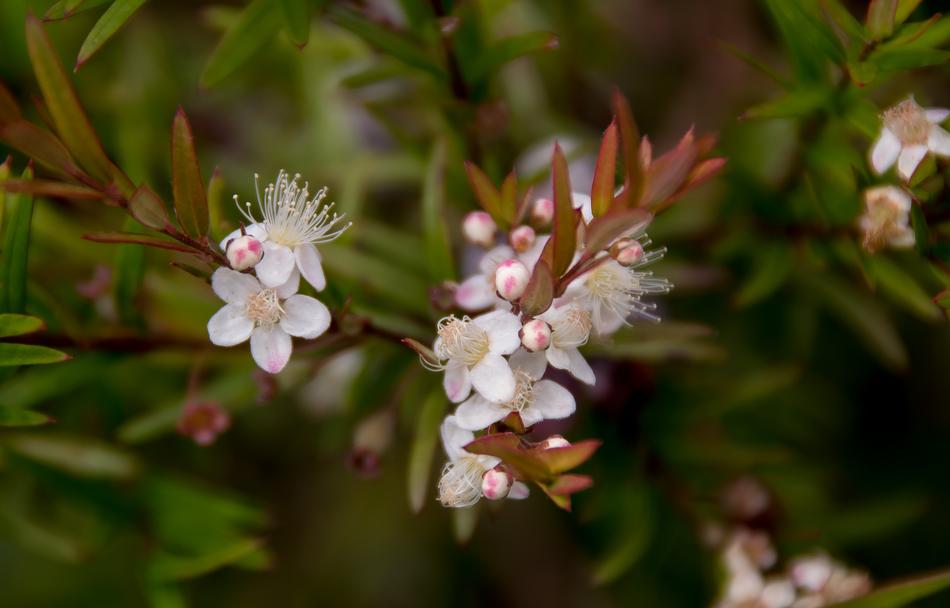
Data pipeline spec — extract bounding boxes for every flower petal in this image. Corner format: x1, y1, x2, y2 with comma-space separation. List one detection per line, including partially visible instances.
565, 347, 596, 385
870, 128, 901, 175
441, 415, 474, 461
454, 395, 508, 430
211, 268, 261, 305
546, 345, 571, 370
928, 126, 950, 156
470, 352, 516, 403
509, 347, 548, 380
473, 310, 521, 355
275, 266, 300, 299
280, 294, 331, 339
508, 481, 530, 500
255, 242, 295, 288
295, 243, 327, 291
250, 326, 293, 374
479, 245, 514, 275
455, 275, 497, 311
572, 191, 593, 223
207, 304, 254, 346
532, 379, 576, 419
519, 406, 545, 428
926, 108, 950, 124
897, 144, 928, 181
218, 223, 267, 251
444, 363, 472, 403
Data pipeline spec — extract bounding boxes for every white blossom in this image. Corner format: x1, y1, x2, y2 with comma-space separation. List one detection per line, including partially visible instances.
857, 185, 915, 252
433, 310, 521, 403
206, 268, 331, 374
511, 304, 596, 385
870, 97, 950, 181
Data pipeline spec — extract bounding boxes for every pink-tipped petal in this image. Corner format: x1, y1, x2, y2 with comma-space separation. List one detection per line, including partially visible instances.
444, 363, 472, 403
250, 326, 293, 374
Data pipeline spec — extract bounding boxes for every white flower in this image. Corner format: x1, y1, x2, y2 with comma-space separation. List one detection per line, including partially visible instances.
511, 304, 596, 385
455, 245, 514, 311
437, 416, 528, 508
789, 553, 870, 606
716, 531, 794, 608
453, 357, 575, 430
870, 97, 950, 182
433, 310, 521, 403
567, 252, 671, 335
223, 170, 350, 291
206, 268, 331, 374
857, 185, 915, 252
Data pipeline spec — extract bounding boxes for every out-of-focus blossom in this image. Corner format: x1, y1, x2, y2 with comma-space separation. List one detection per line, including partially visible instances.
462, 211, 497, 247
432, 311, 521, 403
223, 170, 350, 290
510, 225, 536, 253
531, 197, 554, 227
857, 185, 915, 252
790, 553, 871, 607
722, 477, 772, 521
177, 401, 230, 446
206, 268, 331, 374
870, 97, 950, 181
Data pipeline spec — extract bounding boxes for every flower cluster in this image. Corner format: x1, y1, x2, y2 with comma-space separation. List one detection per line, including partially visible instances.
207, 171, 350, 373
859, 97, 950, 252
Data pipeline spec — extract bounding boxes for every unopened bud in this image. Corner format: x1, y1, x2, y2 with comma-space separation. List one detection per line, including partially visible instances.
226, 235, 264, 271
538, 435, 571, 450
610, 238, 644, 266
494, 259, 530, 301
531, 197, 554, 227
510, 225, 536, 253
520, 319, 551, 352
463, 211, 497, 247
481, 467, 512, 500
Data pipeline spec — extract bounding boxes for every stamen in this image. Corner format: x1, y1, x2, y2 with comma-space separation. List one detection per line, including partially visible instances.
438, 457, 486, 507
244, 289, 283, 326
435, 315, 490, 367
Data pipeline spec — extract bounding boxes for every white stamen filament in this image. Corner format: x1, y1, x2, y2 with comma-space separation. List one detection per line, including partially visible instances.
438, 456, 488, 507
503, 370, 535, 412
435, 316, 490, 367
552, 307, 592, 349
884, 99, 931, 145
245, 289, 283, 326
585, 254, 672, 325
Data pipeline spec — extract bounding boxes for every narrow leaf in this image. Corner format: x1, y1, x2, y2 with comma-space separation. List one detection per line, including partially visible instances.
468, 31, 559, 83
6, 433, 140, 479
520, 260, 554, 317
0, 408, 54, 427
866, 256, 941, 321
0, 83, 21, 123
499, 171, 518, 226
835, 567, 950, 607
611, 89, 642, 207
463, 161, 502, 220
0, 343, 69, 366
0, 313, 45, 338
201, 0, 283, 88
278, 0, 311, 47
895, 0, 924, 24
591, 120, 618, 217
128, 183, 171, 231
82, 231, 196, 254
583, 209, 651, 258
535, 440, 601, 474
3, 179, 103, 200
147, 539, 264, 582
44, 0, 112, 21
76, 0, 148, 69
1, 166, 35, 313
867, 0, 899, 39
545, 474, 593, 496
171, 108, 209, 237
407, 389, 447, 513
422, 140, 454, 282
549, 143, 577, 277
0, 120, 80, 179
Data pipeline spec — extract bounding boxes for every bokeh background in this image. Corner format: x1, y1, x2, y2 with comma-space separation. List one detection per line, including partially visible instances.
1, 0, 950, 606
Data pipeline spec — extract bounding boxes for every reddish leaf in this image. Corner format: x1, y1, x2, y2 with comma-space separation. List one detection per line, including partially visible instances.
546, 474, 594, 496
583, 208, 652, 259
3, 179, 102, 200
499, 170, 518, 226
641, 129, 699, 207
83, 231, 196, 253
463, 161, 501, 221
611, 89, 642, 208
0, 120, 80, 179
534, 439, 601, 474
520, 260, 554, 317
0, 83, 21, 124
549, 143, 577, 277
591, 119, 618, 217
541, 486, 572, 511
465, 432, 551, 482
498, 411, 526, 434
171, 107, 209, 238
128, 183, 172, 231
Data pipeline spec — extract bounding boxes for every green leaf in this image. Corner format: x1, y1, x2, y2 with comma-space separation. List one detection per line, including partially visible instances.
0, 313, 44, 338
590, 120, 618, 217
76, 0, 149, 69
591, 484, 653, 585
114, 217, 146, 326
547, 143, 577, 277
741, 87, 831, 120
421, 140, 454, 282
468, 31, 559, 84
278, 0, 311, 46
327, 6, 445, 81
764, 0, 844, 80
25, 15, 129, 191
5, 433, 140, 479
0, 407, 53, 427
147, 538, 264, 582
835, 567, 950, 607
895, 0, 924, 24
866, 256, 941, 321
867, 0, 898, 40
82, 232, 196, 254
201, 0, 283, 88
171, 108, 209, 238
499, 171, 518, 226
867, 46, 950, 70
44, 0, 112, 21
520, 260, 554, 317
821, 0, 868, 46
128, 183, 171, 230
463, 161, 502, 220
407, 389, 447, 513
0, 82, 21, 123
0, 121, 80, 180
1, 166, 35, 313
734, 244, 792, 307
3, 179, 103, 200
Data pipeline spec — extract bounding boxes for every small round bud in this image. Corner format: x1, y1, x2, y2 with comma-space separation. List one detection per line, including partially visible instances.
481, 467, 512, 500
538, 435, 571, 450
494, 259, 530, 301
531, 197, 554, 227
610, 238, 644, 266
520, 319, 551, 352
462, 211, 497, 247
510, 225, 536, 253
226, 235, 264, 271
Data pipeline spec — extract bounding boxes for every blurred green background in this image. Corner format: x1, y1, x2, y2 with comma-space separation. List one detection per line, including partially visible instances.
2, 0, 950, 606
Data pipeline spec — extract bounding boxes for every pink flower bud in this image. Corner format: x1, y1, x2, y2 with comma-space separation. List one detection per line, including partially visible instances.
177, 401, 231, 446
462, 211, 497, 247
531, 197, 554, 227
611, 238, 644, 266
510, 225, 536, 253
520, 318, 551, 352
226, 234, 264, 271
538, 435, 571, 450
481, 467, 512, 500
494, 258, 530, 301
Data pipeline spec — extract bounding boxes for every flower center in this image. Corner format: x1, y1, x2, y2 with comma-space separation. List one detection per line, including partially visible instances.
884, 99, 931, 145
245, 289, 283, 326
553, 307, 592, 349
503, 370, 535, 412
438, 456, 487, 507
861, 193, 905, 251
436, 316, 490, 367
